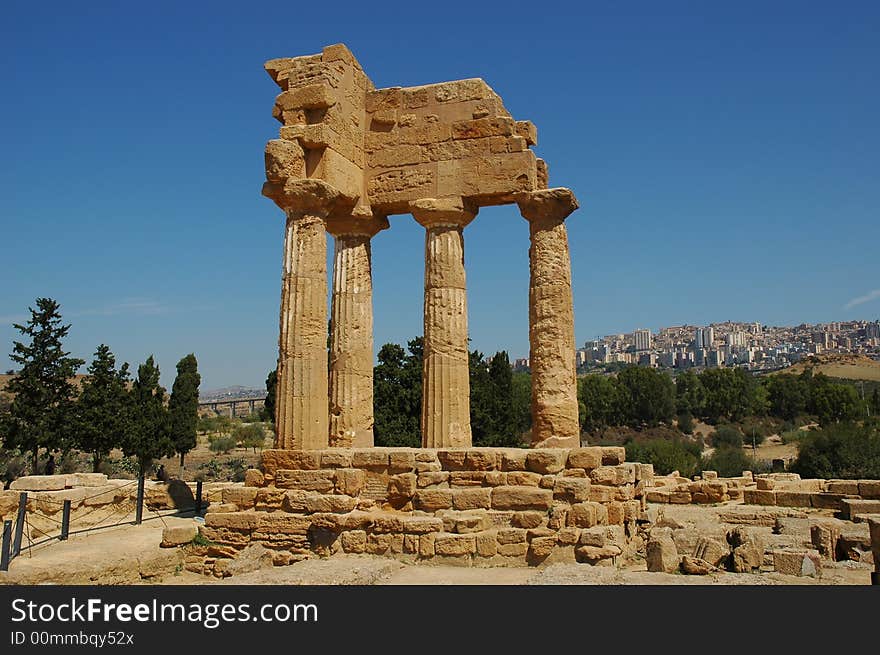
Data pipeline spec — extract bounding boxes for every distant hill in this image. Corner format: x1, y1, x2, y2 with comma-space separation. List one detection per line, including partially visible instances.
776, 354, 880, 382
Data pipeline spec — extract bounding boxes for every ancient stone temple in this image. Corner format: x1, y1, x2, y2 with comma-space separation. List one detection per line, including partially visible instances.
262, 43, 580, 451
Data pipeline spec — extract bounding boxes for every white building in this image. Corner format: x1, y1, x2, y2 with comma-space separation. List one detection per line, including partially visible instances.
633, 328, 653, 351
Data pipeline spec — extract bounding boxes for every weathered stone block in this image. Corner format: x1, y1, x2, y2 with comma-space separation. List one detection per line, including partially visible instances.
434, 533, 476, 556
499, 449, 528, 471
465, 450, 497, 470
400, 516, 444, 534
418, 471, 450, 488
511, 511, 546, 529
859, 481, 880, 499
388, 473, 417, 503
222, 487, 258, 510
567, 502, 600, 528
506, 471, 542, 486
525, 450, 568, 474
414, 489, 454, 511
335, 468, 366, 496
601, 447, 626, 465
475, 530, 497, 557
450, 471, 487, 486
484, 471, 507, 486
303, 493, 357, 513
161, 523, 197, 547
646, 533, 679, 573
321, 450, 353, 468
437, 450, 468, 470
497, 542, 529, 557
341, 530, 367, 553
351, 450, 389, 469
567, 447, 603, 471
773, 549, 822, 577
10, 475, 66, 491
275, 469, 336, 492
528, 536, 556, 559
419, 533, 436, 557
452, 487, 492, 510
244, 469, 265, 488
388, 451, 416, 472
775, 491, 813, 508
205, 512, 261, 531
553, 477, 590, 503
491, 486, 553, 511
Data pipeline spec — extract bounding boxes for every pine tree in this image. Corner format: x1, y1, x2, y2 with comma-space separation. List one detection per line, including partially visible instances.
73, 345, 131, 472
124, 356, 173, 476
2, 298, 84, 472
169, 353, 200, 470
487, 351, 516, 445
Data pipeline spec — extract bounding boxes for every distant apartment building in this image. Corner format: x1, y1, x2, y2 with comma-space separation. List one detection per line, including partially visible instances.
867, 322, 880, 340
694, 326, 715, 349
633, 328, 652, 351
726, 331, 747, 348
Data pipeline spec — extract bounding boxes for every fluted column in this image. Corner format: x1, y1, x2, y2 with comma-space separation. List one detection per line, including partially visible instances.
326, 214, 389, 448
517, 188, 580, 448
265, 179, 354, 450
410, 197, 477, 448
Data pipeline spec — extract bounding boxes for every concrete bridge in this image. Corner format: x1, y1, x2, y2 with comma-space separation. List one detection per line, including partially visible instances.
198, 396, 266, 418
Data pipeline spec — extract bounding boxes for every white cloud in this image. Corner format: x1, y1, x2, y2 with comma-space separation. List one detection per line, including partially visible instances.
844, 289, 880, 310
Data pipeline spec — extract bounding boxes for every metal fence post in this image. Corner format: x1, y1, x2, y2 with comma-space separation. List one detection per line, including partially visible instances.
195, 480, 203, 515
1, 520, 12, 572
12, 492, 27, 558
135, 474, 145, 525
60, 500, 71, 541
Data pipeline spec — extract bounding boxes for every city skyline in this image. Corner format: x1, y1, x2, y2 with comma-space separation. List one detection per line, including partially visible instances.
2, 2, 879, 390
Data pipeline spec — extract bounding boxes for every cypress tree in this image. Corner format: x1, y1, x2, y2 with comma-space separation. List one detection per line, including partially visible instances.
124, 356, 173, 476
2, 298, 84, 472
169, 353, 200, 470
263, 368, 277, 426
73, 345, 131, 472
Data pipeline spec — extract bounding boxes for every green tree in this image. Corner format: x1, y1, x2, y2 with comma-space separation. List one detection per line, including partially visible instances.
580, 374, 626, 433
764, 374, 809, 420
123, 356, 174, 476
699, 368, 759, 423
807, 373, 862, 425
510, 371, 532, 439
617, 366, 675, 427
374, 338, 423, 447
73, 345, 131, 472
871, 388, 880, 417
711, 424, 743, 448
263, 368, 277, 426
675, 370, 706, 416
470, 350, 522, 447
624, 437, 702, 477
791, 421, 880, 479
702, 445, 761, 477
169, 354, 200, 470
234, 423, 266, 452
1, 298, 84, 472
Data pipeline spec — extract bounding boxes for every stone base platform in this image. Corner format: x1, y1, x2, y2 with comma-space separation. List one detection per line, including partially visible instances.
193, 447, 656, 576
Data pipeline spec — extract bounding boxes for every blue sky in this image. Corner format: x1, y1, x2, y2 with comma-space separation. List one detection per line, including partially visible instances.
2, 1, 878, 391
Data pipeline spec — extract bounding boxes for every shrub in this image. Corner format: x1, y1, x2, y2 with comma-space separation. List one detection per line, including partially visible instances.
234, 423, 266, 452
677, 413, 694, 435
625, 438, 702, 478
791, 421, 880, 479
711, 425, 743, 449
209, 435, 237, 454
701, 446, 763, 477
780, 429, 805, 445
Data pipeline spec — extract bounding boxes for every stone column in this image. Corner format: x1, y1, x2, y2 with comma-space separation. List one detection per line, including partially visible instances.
268, 179, 352, 450
517, 188, 580, 449
325, 213, 389, 448
409, 197, 477, 448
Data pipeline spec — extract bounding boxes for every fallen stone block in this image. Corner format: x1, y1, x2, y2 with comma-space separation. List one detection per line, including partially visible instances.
161, 523, 198, 547
773, 549, 822, 577
841, 499, 880, 521
646, 532, 679, 573
680, 556, 715, 575
10, 475, 67, 491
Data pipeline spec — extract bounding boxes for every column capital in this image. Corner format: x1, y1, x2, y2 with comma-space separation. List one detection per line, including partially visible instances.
409, 196, 477, 230
262, 178, 358, 218
325, 212, 390, 238
516, 187, 579, 225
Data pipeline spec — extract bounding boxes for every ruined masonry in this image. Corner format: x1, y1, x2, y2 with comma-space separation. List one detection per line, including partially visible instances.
262, 43, 580, 451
